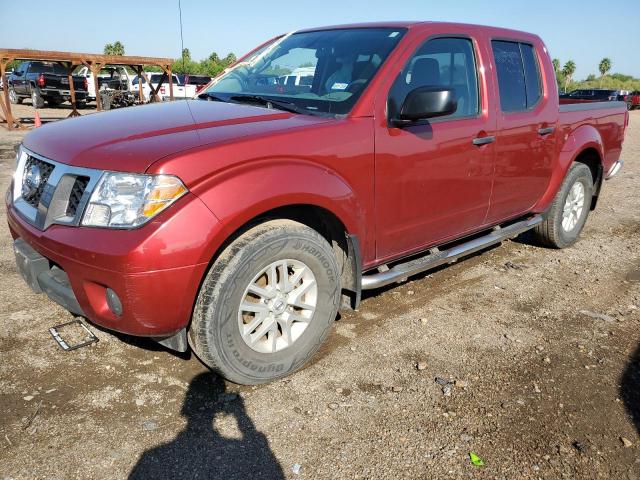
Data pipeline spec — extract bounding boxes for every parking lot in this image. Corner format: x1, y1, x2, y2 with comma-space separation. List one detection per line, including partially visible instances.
0, 107, 639, 479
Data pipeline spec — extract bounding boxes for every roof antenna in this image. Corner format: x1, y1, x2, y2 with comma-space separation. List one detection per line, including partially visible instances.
178, 0, 186, 98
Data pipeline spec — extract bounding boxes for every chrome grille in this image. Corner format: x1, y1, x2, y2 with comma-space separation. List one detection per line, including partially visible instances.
11, 147, 102, 231
22, 156, 55, 208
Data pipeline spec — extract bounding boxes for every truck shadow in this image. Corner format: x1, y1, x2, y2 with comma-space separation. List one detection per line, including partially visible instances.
128, 372, 285, 480
620, 343, 640, 434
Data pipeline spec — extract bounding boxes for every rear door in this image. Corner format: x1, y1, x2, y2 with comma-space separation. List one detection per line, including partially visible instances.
485, 40, 557, 223
374, 35, 496, 260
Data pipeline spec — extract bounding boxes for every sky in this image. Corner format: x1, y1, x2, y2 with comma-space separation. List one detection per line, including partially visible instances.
1, 0, 639, 80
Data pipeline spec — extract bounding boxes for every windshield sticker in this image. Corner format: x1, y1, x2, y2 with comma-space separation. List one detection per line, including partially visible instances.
331, 82, 349, 90
389, 31, 400, 38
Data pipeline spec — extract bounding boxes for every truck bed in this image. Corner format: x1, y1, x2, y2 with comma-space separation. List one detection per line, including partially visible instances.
558, 100, 628, 172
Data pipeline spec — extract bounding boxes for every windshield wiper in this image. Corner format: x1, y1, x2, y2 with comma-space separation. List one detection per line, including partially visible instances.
198, 92, 229, 102
229, 95, 309, 115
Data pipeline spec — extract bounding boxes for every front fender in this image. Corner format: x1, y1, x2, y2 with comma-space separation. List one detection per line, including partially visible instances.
532, 124, 603, 212
192, 158, 366, 260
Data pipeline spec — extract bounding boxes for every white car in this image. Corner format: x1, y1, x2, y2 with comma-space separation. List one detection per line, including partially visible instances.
76, 66, 135, 101
0, 71, 13, 91
280, 66, 315, 89
131, 73, 197, 101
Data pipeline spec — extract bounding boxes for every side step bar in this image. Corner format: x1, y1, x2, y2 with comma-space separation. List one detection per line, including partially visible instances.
361, 215, 543, 290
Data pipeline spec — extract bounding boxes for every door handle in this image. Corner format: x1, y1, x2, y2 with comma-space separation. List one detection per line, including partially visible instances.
472, 136, 496, 146
538, 126, 555, 136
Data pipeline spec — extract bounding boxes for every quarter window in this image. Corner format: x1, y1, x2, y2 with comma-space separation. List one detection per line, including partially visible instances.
388, 37, 479, 121
492, 40, 542, 112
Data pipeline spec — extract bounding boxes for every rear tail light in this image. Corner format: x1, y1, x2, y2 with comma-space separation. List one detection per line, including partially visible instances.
83, 77, 88, 91
37, 74, 45, 88
160, 86, 166, 94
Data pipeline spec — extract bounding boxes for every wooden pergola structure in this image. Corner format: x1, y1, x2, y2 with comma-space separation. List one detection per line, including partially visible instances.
0, 49, 175, 130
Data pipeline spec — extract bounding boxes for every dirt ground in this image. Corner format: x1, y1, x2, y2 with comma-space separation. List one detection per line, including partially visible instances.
0, 106, 639, 480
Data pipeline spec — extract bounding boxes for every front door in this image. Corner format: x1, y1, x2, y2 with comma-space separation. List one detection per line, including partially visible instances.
374, 36, 496, 261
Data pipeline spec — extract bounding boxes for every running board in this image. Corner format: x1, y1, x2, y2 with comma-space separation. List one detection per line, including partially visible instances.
361, 215, 543, 290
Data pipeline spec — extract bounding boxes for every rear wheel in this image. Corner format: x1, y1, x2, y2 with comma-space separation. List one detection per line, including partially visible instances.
189, 220, 341, 385
532, 162, 593, 248
31, 90, 45, 109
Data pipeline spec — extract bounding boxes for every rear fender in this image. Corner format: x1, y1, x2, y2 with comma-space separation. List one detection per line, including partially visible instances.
532, 124, 603, 212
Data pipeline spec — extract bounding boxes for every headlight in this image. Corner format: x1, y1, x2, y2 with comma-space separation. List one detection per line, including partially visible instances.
81, 173, 187, 228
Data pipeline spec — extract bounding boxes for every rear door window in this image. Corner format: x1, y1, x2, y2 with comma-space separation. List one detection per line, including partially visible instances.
521, 44, 542, 107
492, 40, 542, 112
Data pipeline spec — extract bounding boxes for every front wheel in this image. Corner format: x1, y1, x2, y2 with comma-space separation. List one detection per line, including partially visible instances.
8, 87, 22, 104
532, 162, 593, 248
189, 220, 341, 385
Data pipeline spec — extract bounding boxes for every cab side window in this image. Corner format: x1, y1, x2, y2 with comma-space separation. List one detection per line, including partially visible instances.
492, 40, 542, 112
388, 37, 479, 121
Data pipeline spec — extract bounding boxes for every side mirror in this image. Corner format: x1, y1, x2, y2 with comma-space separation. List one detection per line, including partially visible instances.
392, 87, 457, 126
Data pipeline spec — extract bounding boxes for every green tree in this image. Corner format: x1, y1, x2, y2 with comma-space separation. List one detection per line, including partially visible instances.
598, 57, 611, 86
223, 53, 237, 66
208, 52, 220, 63
182, 48, 191, 62
552, 58, 564, 90
104, 41, 125, 56
562, 60, 576, 92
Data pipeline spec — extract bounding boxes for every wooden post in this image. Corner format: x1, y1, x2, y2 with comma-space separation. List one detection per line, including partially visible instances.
139, 69, 161, 103
0, 57, 19, 130
90, 63, 103, 111
167, 66, 174, 101
145, 70, 165, 103
135, 66, 145, 103
65, 62, 80, 117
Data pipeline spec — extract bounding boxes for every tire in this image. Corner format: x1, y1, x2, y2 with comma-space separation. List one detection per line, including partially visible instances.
8, 87, 22, 104
532, 163, 593, 249
189, 219, 341, 385
31, 89, 45, 109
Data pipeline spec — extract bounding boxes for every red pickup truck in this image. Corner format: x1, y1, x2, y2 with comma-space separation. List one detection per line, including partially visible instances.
7, 23, 628, 384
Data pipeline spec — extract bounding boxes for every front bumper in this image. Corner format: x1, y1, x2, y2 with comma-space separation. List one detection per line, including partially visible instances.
6, 190, 220, 337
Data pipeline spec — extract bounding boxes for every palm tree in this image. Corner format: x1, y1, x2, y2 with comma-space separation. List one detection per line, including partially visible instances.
552, 58, 561, 74
103, 41, 125, 56
562, 60, 576, 93
598, 58, 611, 87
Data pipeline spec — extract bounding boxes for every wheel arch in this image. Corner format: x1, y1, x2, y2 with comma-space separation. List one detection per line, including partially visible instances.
572, 147, 603, 209
534, 124, 604, 212
201, 201, 363, 313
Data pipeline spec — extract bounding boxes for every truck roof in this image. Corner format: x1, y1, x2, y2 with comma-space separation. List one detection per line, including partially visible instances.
298, 21, 540, 42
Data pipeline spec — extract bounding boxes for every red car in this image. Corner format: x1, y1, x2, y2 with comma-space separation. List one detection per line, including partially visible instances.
623, 91, 640, 110
7, 22, 628, 384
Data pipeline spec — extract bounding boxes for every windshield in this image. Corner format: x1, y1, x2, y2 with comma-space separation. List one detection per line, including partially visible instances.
28, 62, 68, 75
201, 28, 406, 115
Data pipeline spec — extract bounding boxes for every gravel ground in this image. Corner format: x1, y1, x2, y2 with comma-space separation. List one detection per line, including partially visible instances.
0, 109, 639, 480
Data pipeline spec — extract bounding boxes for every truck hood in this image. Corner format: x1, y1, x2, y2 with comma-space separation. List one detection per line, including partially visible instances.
22, 100, 330, 172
